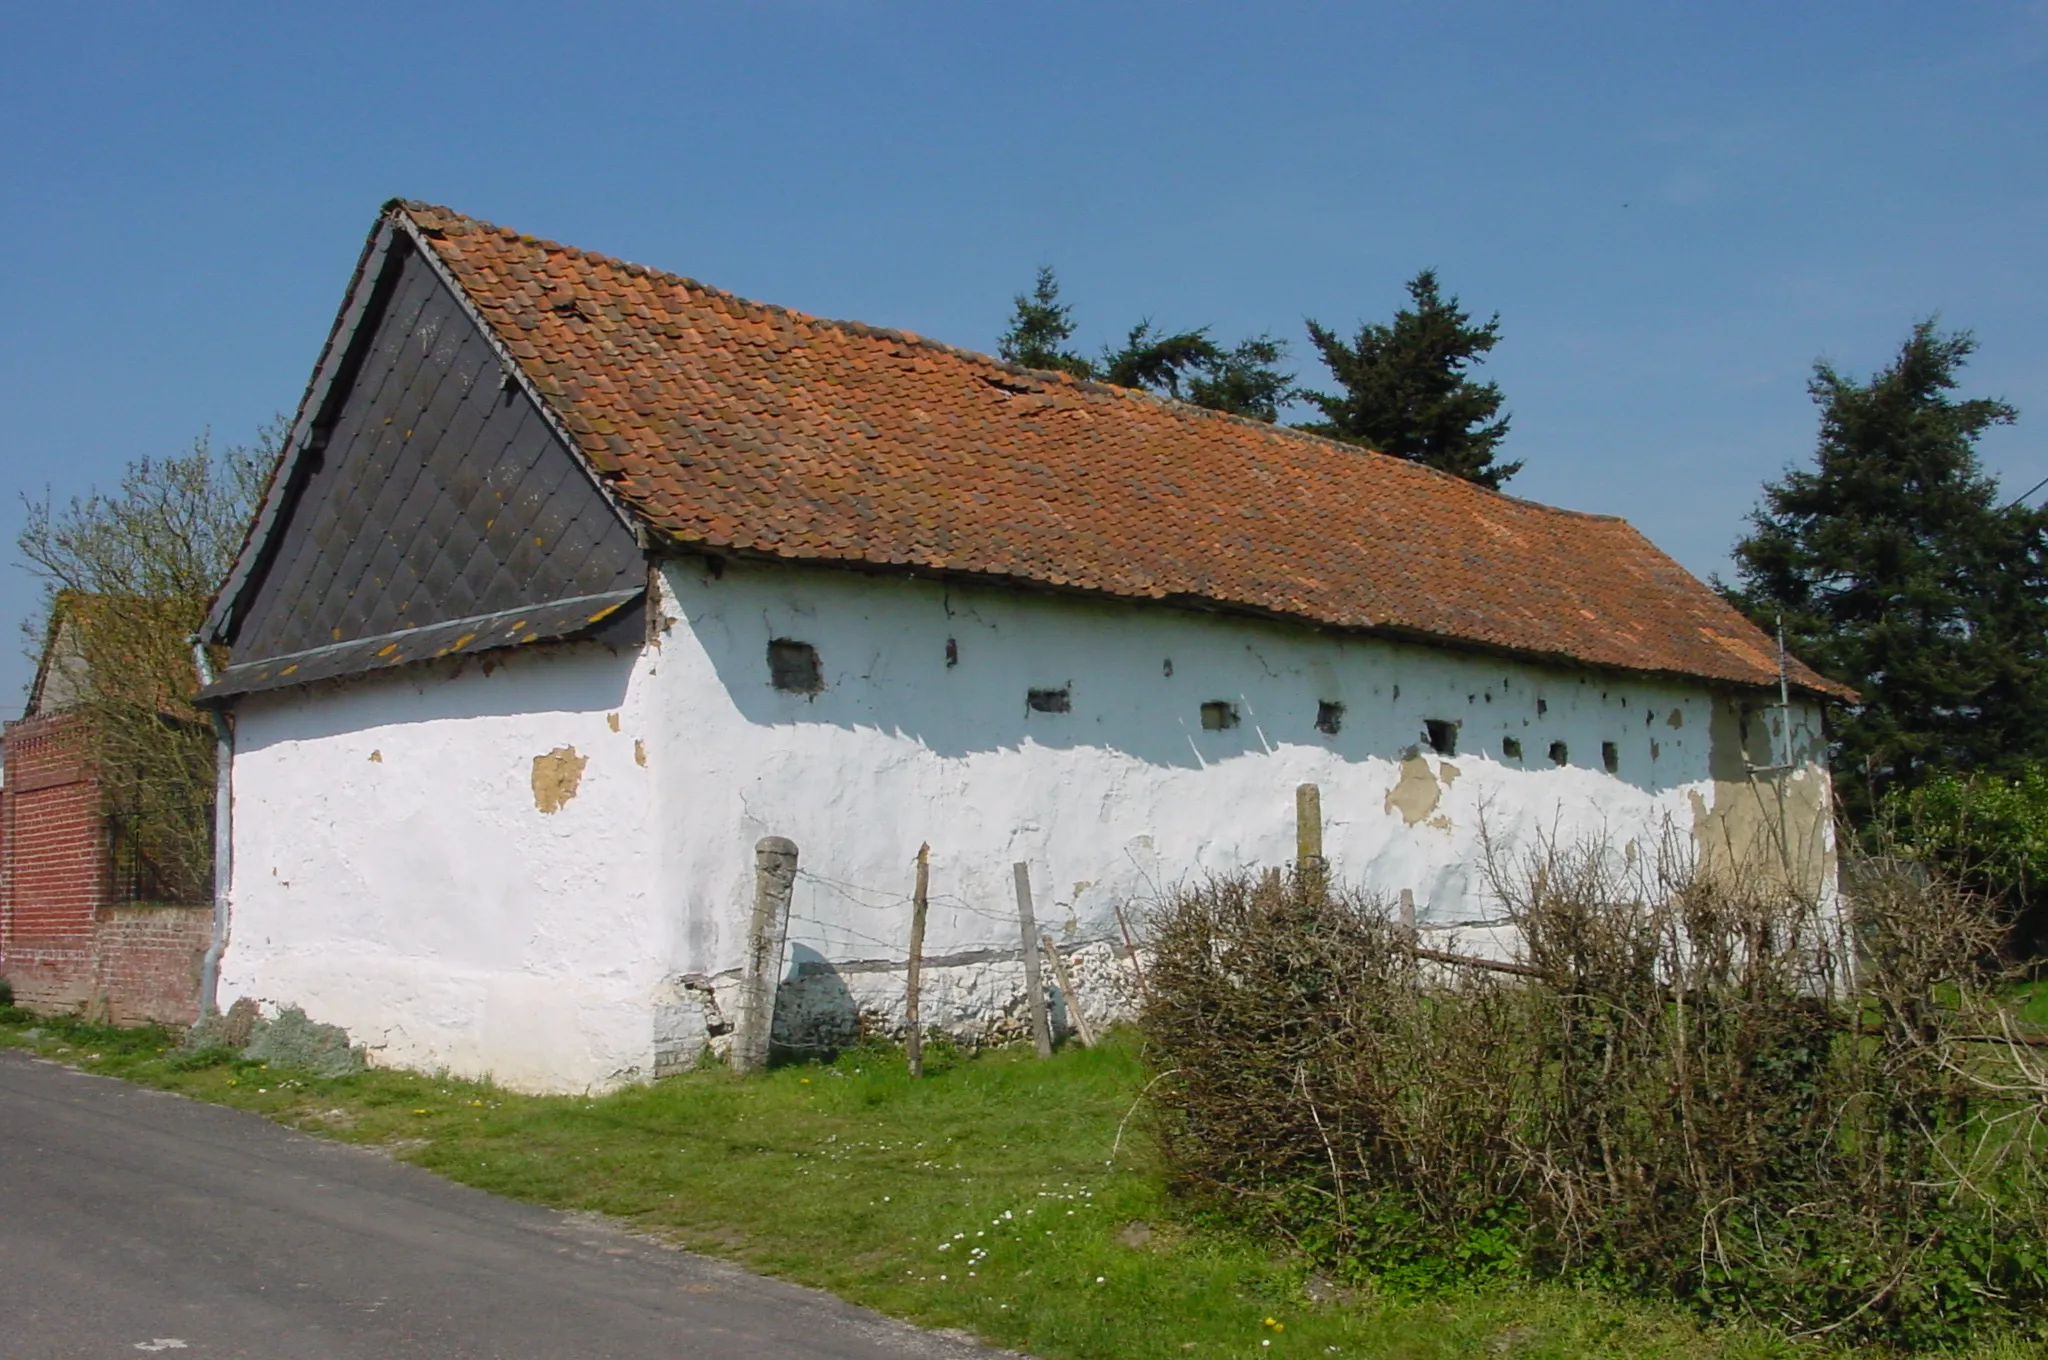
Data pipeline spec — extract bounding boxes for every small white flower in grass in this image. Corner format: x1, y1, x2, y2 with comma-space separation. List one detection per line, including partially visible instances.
1095, 1276, 1105, 1285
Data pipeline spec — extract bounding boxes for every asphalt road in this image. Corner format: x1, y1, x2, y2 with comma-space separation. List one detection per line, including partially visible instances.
0, 1049, 1005, 1360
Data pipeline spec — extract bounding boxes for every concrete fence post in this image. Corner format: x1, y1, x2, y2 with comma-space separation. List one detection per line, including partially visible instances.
732, 836, 798, 1075
1296, 782, 1325, 880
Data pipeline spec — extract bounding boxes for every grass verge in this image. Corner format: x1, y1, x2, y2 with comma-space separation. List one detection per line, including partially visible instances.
0, 1010, 2033, 1360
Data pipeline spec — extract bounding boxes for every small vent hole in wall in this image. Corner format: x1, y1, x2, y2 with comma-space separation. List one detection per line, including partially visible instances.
945, 637, 959, 668
768, 638, 822, 693
1602, 741, 1620, 774
1503, 736, 1522, 760
1537, 697, 1548, 715
1316, 700, 1344, 735
1027, 686, 1072, 714
1201, 701, 1239, 731
1549, 740, 1569, 766
1424, 719, 1458, 756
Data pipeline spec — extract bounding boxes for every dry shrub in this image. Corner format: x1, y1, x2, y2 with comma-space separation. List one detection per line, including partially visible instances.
1141, 851, 2048, 1347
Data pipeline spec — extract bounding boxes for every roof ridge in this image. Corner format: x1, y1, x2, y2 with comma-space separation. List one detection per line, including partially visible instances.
392, 200, 1624, 526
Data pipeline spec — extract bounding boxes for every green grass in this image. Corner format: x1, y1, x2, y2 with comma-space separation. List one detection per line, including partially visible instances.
0, 1009, 2035, 1360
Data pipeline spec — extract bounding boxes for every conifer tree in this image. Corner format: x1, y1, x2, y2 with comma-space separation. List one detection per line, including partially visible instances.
1098, 320, 1219, 397
1301, 269, 1518, 489
1186, 336, 1294, 423
997, 267, 1092, 378
1727, 321, 2045, 812
997, 268, 1294, 421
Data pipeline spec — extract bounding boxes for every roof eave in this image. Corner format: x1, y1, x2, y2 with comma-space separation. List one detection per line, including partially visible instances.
648, 539, 1854, 705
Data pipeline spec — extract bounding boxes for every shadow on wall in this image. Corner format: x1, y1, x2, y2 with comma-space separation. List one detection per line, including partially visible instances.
230, 640, 639, 753
770, 943, 860, 1060
764, 943, 1094, 1062
682, 567, 1730, 799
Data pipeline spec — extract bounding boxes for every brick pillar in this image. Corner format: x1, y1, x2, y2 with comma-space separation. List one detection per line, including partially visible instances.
0, 713, 108, 1013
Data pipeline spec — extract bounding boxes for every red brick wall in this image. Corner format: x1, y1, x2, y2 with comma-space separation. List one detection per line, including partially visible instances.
92, 905, 211, 1025
0, 711, 208, 1025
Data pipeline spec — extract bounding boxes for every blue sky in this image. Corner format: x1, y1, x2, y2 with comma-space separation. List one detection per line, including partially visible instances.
1, 1, 2042, 701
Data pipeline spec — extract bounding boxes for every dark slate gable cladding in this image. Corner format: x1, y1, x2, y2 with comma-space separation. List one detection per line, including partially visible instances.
202, 233, 643, 701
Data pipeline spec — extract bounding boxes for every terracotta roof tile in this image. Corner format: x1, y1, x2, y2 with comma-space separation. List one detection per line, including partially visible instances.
396, 201, 1849, 700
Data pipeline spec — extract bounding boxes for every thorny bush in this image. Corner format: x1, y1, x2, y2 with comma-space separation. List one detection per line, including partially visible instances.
1141, 852, 2048, 1348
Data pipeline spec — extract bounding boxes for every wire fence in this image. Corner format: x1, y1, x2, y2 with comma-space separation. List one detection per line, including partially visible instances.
786, 864, 1146, 965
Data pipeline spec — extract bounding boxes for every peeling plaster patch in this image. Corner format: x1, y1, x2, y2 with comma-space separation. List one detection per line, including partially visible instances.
634, 738, 647, 767
1668, 708, 1684, 728
368, 749, 382, 763
530, 746, 588, 813
1385, 755, 1442, 825
1426, 814, 1453, 831
1439, 762, 1461, 787
607, 712, 621, 732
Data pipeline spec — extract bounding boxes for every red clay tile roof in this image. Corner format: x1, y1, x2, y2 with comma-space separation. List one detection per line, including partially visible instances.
396, 201, 1849, 701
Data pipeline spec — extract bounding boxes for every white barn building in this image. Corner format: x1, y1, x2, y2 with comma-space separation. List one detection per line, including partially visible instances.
197, 202, 1847, 1093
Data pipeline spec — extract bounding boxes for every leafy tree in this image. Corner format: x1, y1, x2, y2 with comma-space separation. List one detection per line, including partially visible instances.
1726, 322, 2042, 816
15, 423, 278, 901
1890, 766, 2048, 950
997, 266, 1092, 378
1301, 269, 1518, 489
997, 268, 1295, 422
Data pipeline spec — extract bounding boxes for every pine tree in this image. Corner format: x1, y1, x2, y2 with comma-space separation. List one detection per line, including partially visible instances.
1301, 269, 1518, 489
1186, 336, 1294, 423
1727, 321, 2043, 813
1098, 321, 1219, 397
996, 268, 1295, 421
997, 267, 1092, 378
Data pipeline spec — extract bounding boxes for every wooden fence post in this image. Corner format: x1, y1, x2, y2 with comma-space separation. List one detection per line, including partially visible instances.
1113, 901, 1149, 999
905, 843, 930, 1077
732, 836, 798, 1075
1041, 934, 1097, 1048
1012, 862, 1054, 1059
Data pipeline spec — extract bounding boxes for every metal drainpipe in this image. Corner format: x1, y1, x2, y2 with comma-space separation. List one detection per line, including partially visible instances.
189, 637, 233, 1017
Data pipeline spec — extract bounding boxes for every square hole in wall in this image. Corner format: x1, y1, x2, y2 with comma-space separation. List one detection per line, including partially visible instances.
1602, 741, 1620, 774
1549, 740, 1569, 766
1503, 736, 1522, 760
1424, 718, 1458, 756
1027, 686, 1072, 714
1200, 700, 1239, 731
768, 638, 822, 693
1316, 700, 1344, 735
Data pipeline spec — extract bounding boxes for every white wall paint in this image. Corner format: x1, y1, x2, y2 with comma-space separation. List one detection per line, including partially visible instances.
643, 558, 1829, 1070
219, 641, 661, 1091
219, 557, 1829, 1093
